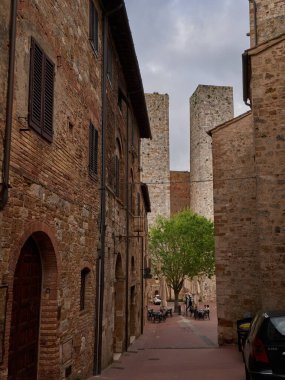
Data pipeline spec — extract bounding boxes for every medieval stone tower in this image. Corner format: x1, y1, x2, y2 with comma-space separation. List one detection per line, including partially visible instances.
141, 93, 170, 226
189, 85, 234, 220
249, 0, 285, 47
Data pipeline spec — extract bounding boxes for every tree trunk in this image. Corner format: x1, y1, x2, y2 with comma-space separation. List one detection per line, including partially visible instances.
174, 289, 180, 313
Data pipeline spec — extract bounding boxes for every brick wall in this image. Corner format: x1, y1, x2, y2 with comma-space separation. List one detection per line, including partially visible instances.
0, 1, 148, 378
170, 171, 190, 216
0, 1, 102, 378
250, 37, 285, 309
211, 112, 261, 343
0, 0, 10, 169
190, 85, 233, 221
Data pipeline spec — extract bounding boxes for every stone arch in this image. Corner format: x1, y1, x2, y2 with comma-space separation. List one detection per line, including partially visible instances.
6, 222, 60, 380
113, 254, 125, 353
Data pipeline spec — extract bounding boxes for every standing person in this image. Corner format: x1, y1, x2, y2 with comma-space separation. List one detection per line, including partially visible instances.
184, 294, 189, 315
186, 293, 192, 312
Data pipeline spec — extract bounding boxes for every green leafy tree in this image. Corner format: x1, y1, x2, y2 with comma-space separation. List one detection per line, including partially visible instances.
149, 210, 215, 311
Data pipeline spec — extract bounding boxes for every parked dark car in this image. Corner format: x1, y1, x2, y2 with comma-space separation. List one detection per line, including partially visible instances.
243, 310, 285, 379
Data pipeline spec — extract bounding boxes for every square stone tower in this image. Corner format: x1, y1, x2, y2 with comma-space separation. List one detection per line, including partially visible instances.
190, 85, 234, 221
141, 93, 170, 227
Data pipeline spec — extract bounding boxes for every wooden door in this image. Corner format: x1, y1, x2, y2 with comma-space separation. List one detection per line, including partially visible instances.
8, 237, 42, 380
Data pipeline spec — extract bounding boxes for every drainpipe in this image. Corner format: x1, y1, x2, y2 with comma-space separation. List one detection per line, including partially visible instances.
94, 2, 124, 375
93, 10, 108, 377
0, 0, 17, 210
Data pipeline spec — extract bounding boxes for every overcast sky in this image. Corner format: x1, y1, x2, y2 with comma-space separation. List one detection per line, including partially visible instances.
124, 0, 250, 171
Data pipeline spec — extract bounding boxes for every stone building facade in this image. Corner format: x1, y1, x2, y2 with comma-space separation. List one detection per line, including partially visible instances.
189, 85, 234, 221
141, 93, 170, 301
249, 0, 285, 46
170, 171, 190, 216
210, 0, 285, 344
141, 93, 170, 227
0, 1, 151, 379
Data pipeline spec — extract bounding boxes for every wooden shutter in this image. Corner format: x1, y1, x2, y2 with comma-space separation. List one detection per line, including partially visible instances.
42, 56, 54, 141
89, 123, 98, 176
29, 39, 43, 133
29, 38, 54, 141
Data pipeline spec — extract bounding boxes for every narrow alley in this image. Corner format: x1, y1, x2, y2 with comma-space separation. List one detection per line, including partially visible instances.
93, 304, 245, 380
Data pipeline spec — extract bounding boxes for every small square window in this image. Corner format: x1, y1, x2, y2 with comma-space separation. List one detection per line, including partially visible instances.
80, 268, 90, 311
89, 122, 98, 176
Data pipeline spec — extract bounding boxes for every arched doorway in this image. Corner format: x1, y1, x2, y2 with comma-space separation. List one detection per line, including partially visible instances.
7, 226, 60, 380
8, 236, 42, 380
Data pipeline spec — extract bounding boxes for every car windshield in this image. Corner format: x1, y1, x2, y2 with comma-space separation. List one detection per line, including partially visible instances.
267, 317, 285, 341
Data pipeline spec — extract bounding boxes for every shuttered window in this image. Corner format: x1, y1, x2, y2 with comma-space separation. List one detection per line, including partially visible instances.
29, 38, 54, 142
89, 122, 98, 176
89, 0, 98, 52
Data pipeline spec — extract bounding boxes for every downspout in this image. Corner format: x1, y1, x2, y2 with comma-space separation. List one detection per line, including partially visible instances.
125, 104, 130, 352
94, 2, 124, 375
94, 11, 108, 377
0, 0, 17, 210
